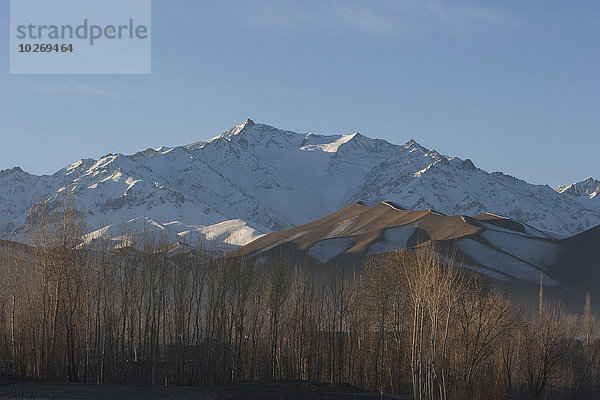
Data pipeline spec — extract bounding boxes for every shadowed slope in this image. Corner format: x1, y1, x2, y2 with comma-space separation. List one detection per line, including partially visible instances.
239, 202, 600, 302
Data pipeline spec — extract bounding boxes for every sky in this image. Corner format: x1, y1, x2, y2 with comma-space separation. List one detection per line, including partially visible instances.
0, 0, 598, 187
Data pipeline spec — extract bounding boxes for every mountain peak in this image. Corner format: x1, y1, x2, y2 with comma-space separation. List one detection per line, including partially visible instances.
0, 167, 24, 179
209, 118, 260, 142
187, 119, 260, 150
461, 158, 477, 171
557, 177, 600, 197
403, 139, 427, 153
230, 118, 256, 136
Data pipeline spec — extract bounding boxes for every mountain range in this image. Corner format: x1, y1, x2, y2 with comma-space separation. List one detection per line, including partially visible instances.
1, 119, 599, 248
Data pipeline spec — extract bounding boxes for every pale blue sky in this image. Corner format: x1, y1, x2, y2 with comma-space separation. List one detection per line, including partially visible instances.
0, 1, 598, 187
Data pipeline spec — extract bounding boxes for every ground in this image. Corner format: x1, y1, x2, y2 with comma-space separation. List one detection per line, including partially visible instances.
0, 381, 410, 400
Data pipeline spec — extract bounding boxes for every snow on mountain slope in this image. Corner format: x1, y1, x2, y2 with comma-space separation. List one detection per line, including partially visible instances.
348, 142, 599, 235
557, 177, 600, 212
557, 177, 600, 197
239, 202, 568, 287
1, 119, 599, 247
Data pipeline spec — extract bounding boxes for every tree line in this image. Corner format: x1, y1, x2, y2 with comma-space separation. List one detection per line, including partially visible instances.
1, 195, 599, 399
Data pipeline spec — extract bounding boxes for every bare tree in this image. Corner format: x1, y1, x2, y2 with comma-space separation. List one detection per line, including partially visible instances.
405, 248, 465, 400
452, 281, 513, 397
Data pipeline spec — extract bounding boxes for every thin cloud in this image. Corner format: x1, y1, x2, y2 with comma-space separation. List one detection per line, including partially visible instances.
29, 80, 117, 98
329, 2, 395, 33
414, 0, 520, 33
231, 0, 519, 36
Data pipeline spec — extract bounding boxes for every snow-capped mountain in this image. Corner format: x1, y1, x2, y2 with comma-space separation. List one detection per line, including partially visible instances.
556, 177, 600, 212
1, 119, 599, 246
557, 177, 600, 197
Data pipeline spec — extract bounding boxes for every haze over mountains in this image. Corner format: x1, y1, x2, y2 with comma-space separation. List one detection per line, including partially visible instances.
1, 119, 599, 248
